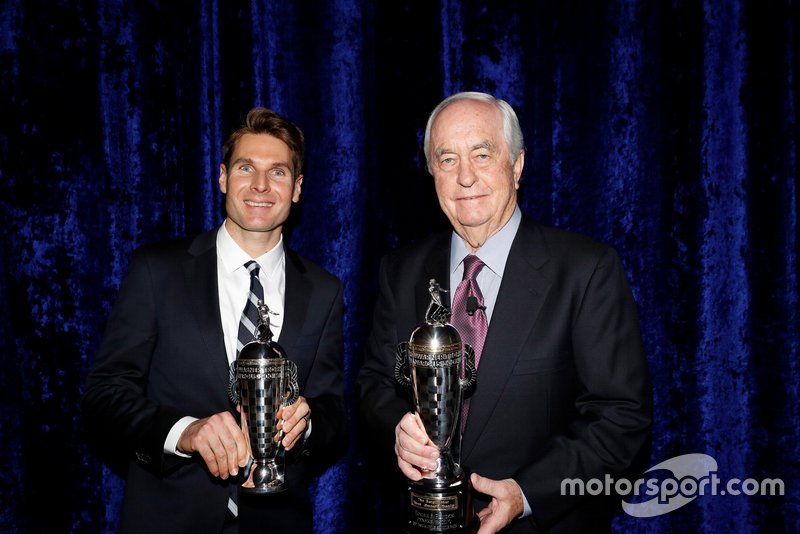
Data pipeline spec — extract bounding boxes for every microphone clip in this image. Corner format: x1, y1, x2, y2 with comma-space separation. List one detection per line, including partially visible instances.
466, 296, 485, 316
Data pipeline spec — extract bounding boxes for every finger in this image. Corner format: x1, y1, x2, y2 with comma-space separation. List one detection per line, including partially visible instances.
198, 442, 221, 477
396, 415, 437, 457
396, 431, 438, 470
282, 423, 304, 450
209, 413, 249, 477
281, 401, 309, 435
396, 455, 425, 481
280, 396, 306, 420
211, 423, 243, 480
399, 413, 432, 445
394, 440, 438, 477
237, 417, 252, 467
193, 418, 230, 477
471, 473, 490, 493
282, 423, 307, 449
219, 412, 251, 472
281, 403, 310, 449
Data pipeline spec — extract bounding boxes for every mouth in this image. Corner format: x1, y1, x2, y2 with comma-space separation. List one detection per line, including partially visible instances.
457, 194, 487, 201
245, 200, 274, 207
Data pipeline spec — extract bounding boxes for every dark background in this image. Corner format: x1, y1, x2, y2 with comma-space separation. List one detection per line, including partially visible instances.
1, 1, 797, 532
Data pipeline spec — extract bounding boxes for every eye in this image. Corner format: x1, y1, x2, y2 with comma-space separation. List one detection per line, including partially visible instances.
271, 167, 288, 179
440, 157, 456, 168
239, 164, 254, 172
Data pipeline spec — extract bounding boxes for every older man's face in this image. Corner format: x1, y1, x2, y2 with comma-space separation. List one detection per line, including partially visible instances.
429, 99, 523, 246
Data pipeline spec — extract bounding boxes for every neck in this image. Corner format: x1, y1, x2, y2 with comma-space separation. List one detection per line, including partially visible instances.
455, 209, 515, 253
458, 227, 492, 253
225, 219, 281, 258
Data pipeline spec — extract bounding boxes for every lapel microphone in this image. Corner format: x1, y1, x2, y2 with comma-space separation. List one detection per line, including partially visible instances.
466, 296, 485, 316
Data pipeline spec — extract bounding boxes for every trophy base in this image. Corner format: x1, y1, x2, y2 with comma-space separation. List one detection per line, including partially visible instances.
403, 476, 478, 533
240, 460, 287, 494
240, 480, 287, 495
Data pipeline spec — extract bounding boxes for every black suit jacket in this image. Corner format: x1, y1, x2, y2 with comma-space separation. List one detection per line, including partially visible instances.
358, 214, 652, 533
82, 227, 346, 533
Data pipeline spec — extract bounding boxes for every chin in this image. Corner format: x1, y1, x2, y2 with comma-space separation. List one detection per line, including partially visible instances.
456, 214, 491, 228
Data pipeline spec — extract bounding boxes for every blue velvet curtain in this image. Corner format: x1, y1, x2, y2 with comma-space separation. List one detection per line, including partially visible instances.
1, 0, 797, 532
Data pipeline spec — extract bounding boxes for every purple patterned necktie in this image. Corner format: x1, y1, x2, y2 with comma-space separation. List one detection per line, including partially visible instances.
450, 255, 488, 430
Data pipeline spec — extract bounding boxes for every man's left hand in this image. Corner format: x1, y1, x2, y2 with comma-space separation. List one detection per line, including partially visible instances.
277, 396, 311, 450
471, 473, 524, 533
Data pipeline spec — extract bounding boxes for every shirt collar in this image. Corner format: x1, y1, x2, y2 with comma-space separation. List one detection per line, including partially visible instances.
216, 224, 285, 277
449, 206, 522, 277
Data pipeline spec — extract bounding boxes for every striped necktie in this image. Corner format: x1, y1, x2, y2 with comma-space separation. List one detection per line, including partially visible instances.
237, 260, 264, 356
228, 260, 265, 518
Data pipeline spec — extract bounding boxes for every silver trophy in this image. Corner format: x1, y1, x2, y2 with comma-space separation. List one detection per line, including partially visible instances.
229, 302, 298, 494
395, 279, 478, 533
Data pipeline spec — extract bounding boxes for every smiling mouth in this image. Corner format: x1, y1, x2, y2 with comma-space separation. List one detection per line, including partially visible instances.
245, 200, 274, 207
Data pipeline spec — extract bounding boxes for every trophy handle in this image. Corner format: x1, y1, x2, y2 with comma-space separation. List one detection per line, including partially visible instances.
460, 344, 477, 391
394, 342, 411, 387
227, 360, 240, 405
283, 360, 300, 406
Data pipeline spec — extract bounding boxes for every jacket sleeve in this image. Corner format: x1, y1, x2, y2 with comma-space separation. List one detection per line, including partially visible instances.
357, 255, 413, 468
81, 248, 185, 472
295, 279, 348, 472
518, 247, 653, 529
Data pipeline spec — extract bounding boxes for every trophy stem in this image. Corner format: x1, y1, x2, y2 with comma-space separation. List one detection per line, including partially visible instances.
428, 451, 461, 486
399, 279, 478, 533
242, 458, 286, 495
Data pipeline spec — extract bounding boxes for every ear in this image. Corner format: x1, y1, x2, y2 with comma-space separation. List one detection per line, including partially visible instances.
512, 150, 525, 189
292, 175, 304, 203
218, 165, 228, 193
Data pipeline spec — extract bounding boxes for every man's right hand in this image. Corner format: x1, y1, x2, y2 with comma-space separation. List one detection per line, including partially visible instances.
177, 411, 250, 480
394, 412, 440, 480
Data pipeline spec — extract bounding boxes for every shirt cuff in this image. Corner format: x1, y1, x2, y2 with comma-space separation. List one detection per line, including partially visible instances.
521, 488, 532, 518
164, 416, 198, 457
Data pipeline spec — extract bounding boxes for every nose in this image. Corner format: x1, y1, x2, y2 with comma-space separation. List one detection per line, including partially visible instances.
251, 171, 271, 193
456, 161, 478, 188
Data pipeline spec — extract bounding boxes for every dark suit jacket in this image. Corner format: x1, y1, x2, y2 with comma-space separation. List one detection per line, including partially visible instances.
358, 214, 652, 533
82, 227, 346, 533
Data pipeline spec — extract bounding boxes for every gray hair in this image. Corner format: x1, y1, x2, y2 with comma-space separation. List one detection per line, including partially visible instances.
423, 91, 525, 173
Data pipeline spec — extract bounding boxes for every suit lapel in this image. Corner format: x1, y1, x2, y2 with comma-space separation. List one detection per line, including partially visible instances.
183, 228, 230, 393
281, 249, 311, 355
460, 219, 553, 460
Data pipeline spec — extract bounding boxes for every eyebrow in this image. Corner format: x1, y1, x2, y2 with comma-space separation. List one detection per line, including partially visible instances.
231, 157, 291, 169
433, 141, 493, 158
433, 147, 453, 158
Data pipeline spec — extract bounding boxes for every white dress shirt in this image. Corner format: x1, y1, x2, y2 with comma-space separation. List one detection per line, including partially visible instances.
448, 206, 532, 518
448, 206, 522, 324
164, 224, 286, 455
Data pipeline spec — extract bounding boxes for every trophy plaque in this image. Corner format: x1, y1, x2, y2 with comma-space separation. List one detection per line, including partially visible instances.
395, 279, 478, 533
229, 302, 299, 494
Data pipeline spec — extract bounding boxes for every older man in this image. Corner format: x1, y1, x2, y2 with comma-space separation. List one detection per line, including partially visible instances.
358, 92, 652, 533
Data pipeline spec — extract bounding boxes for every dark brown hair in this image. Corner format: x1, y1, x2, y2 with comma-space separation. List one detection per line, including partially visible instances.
222, 107, 305, 177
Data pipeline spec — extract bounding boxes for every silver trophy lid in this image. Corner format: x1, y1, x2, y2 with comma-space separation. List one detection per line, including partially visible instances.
409, 279, 461, 351
240, 301, 287, 360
